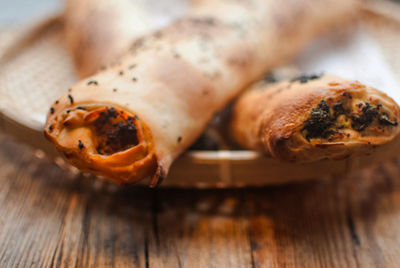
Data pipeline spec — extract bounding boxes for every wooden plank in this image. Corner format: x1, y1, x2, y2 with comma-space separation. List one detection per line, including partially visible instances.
147, 189, 252, 268
1, 132, 400, 267
0, 134, 152, 267
245, 162, 400, 268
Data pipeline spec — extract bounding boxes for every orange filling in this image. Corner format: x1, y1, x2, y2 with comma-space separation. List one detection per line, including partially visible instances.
83, 107, 140, 155
47, 106, 157, 185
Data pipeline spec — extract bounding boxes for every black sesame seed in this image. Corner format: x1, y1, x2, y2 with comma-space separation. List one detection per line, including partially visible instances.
68, 94, 74, 104
128, 64, 137, 69
177, 136, 182, 143
49, 125, 54, 131
55, 100, 59, 104
113, 88, 118, 92
76, 106, 86, 110
87, 80, 98, 86
66, 109, 71, 113
50, 107, 55, 114
78, 140, 84, 149
309, 74, 321, 80
291, 73, 322, 84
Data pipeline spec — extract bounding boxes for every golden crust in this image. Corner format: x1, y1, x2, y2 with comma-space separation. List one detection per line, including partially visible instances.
230, 75, 400, 163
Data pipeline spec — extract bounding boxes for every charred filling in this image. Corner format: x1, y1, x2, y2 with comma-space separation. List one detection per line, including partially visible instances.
302, 95, 398, 141
92, 108, 139, 155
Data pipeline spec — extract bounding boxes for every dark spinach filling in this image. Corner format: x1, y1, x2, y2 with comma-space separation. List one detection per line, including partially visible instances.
350, 102, 379, 131
302, 100, 335, 140
93, 108, 139, 155
302, 98, 398, 141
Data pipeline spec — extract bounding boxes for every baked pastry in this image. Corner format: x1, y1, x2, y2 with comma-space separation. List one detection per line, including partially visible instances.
230, 74, 400, 163
45, 0, 359, 185
64, 0, 151, 78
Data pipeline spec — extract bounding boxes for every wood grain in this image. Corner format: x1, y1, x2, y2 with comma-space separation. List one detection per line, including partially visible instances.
1, 132, 400, 267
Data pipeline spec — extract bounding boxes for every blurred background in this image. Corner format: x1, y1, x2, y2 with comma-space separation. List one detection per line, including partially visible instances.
0, 0, 62, 26
1, 0, 400, 26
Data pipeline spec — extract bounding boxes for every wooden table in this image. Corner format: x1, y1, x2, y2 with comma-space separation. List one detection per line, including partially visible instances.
1, 132, 400, 267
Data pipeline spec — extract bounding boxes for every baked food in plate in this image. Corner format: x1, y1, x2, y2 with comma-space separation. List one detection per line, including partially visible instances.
230, 74, 400, 163
45, 0, 360, 185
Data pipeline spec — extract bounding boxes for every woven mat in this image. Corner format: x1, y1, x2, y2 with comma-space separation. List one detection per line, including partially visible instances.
0, 18, 77, 130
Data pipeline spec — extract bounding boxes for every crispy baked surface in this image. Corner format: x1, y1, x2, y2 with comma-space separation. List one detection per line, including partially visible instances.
230, 75, 400, 163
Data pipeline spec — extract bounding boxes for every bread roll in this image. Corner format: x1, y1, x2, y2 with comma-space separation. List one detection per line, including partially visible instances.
230, 74, 400, 163
45, 0, 360, 185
